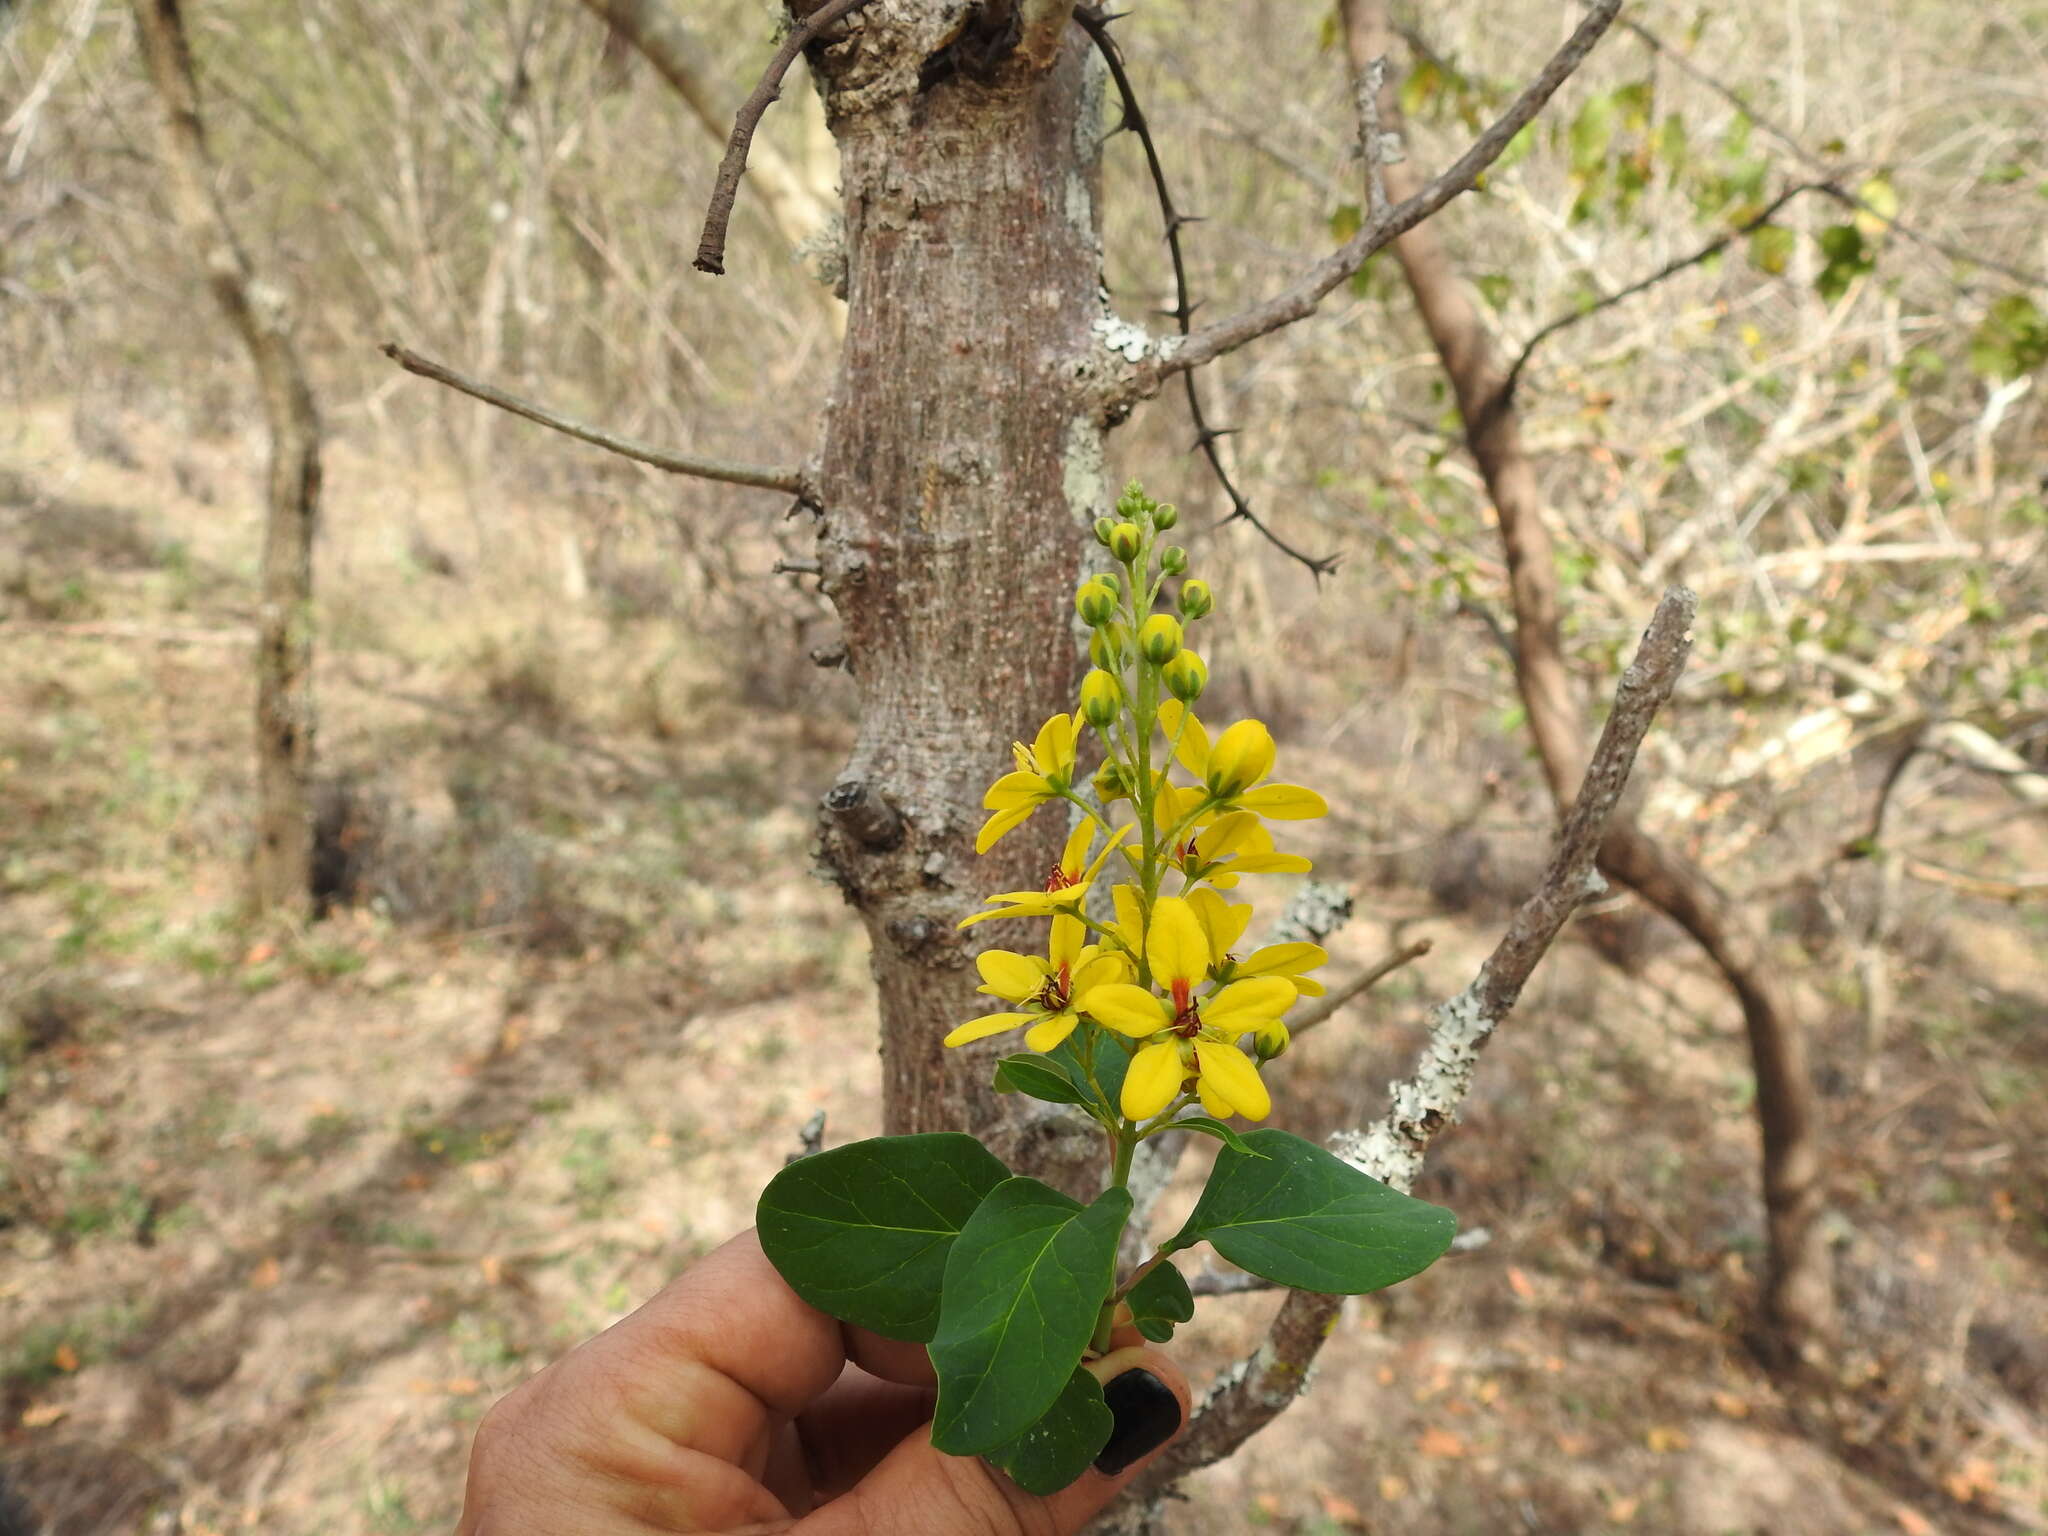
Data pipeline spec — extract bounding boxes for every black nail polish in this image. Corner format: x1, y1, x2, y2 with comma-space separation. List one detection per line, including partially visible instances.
1093, 1369, 1182, 1476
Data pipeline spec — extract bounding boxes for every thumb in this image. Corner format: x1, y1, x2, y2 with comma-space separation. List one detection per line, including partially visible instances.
796, 1347, 1190, 1536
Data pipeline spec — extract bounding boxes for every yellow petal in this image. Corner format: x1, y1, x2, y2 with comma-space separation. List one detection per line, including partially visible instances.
1224, 853, 1313, 875
1196, 811, 1267, 862
974, 804, 1035, 854
1207, 720, 1276, 796
1079, 823, 1132, 882
1071, 952, 1131, 995
1203, 976, 1297, 1031
1111, 883, 1145, 948
1193, 1040, 1270, 1120
1087, 984, 1172, 1038
1048, 913, 1085, 968
1187, 887, 1253, 961
1290, 975, 1326, 998
1236, 942, 1327, 979
1198, 1080, 1233, 1119
1024, 1012, 1080, 1053
1157, 699, 1211, 778
976, 948, 1044, 1000
943, 1011, 1031, 1047
1032, 713, 1078, 777
1236, 784, 1329, 820
983, 770, 1049, 811
1146, 896, 1210, 988
1122, 1041, 1187, 1119
1058, 819, 1094, 879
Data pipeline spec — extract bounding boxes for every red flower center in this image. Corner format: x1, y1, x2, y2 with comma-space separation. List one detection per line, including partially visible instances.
1170, 978, 1201, 1037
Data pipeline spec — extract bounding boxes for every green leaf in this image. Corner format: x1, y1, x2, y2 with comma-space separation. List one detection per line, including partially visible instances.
929, 1179, 1132, 1455
993, 1055, 1094, 1108
1168, 1115, 1267, 1158
1126, 1257, 1195, 1343
757, 1133, 1009, 1342
1170, 1128, 1456, 1294
1853, 173, 1898, 239
1970, 294, 2048, 380
1569, 92, 1615, 176
983, 1367, 1113, 1494
1815, 223, 1873, 303
1329, 202, 1362, 244
1049, 1030, 1127, 1117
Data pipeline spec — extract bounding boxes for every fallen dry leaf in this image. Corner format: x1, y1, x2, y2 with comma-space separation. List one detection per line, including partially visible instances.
1894, 1507, 1934, 1535
1314, 1486, 1365, 1527
52, 1344, 79, 1373
249, 1256, 282, 1290
1609, 1494, 1641, 1523
1645, 1425, 1689, 1454
20, 1402, 69, 1428
1417, 1426, 1467, 1459
1711, 1390, 1751, 1419
1378, 1474, 1409, 1501
1555, 1432, 1593, 1457
1507, 1265, 1535, 1299
243, 942, 276, 967
1943, 1457, 1997, 1504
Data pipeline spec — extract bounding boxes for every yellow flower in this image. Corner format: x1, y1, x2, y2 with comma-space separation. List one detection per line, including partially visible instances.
1085, 895, 1294, 1121
1156, 703, 1327, 820
1168, 810, 1312, 889
958, 821, 1128, 930
1186, 888, 1328, 997
944, 914, 1131, 1053
975, 714, 1080, 853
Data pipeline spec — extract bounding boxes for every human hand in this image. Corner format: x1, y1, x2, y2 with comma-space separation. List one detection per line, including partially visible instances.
456, 1229, 1190, 1534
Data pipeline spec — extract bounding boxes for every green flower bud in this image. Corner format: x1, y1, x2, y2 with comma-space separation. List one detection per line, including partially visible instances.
1138, 613, 1183, 665
1254, 1022, 1290, 1062
1093, 517, 1118, 547
1159, 544, 1188, 574
1075, 579, 1117, 627
1092, 758, 1132, 804
1089, 622, 1128, 670
1151, 502, 1179, 531
1095, 570, 1121, 595
1178, 579, 1214, 621
1078, 668, 1120, 727
1163, 648, 1208, 702
1108, 522, 1144, 562
1116, 479, 1153, 520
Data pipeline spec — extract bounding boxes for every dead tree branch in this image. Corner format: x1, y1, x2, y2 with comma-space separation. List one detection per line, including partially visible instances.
1339, 0, 1837, 1358
380, 343, 810, 496
1097, 0, 1621, 410
575, 0, 830, 252
1129, 590, 1694, 1496
1498, 179, 1838, 410
693, 0, 876, 276
1287, 936, 1433, 1037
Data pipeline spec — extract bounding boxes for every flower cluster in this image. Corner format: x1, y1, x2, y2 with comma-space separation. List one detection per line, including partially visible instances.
946, 481, 1330, 1130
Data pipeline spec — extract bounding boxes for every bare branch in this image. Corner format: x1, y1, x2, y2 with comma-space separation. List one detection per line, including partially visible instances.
1103, 0, 1622, 406
1498, 179, 1837, 410
1131, 588, 1695, 1493
380, 342, 810, 496
576, 0, 831, 251
1074, 6, 1340, 580
1286, 936, 1432, 1037
694, 0, 876, 276
1602, 6, 2048, 291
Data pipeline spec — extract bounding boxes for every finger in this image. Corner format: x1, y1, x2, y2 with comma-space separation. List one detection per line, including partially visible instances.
787, 1370, 940, 1503
843, 1327, 937, 1388
794, 1347, 1191, 1536
566, 1231, 848, 1466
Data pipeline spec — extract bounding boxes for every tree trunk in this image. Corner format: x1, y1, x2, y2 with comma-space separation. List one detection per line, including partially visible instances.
1340, 0, 1836, 1359
802, 8, 1108, 1185
132, 0, 322, 918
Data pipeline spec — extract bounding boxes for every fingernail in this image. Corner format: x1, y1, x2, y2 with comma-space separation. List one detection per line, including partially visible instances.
1093, 1368, 1182, 1476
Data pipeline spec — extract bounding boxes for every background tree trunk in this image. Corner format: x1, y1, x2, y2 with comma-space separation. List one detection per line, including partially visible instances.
132, 0, 322, 917
1339, 0, 1836, 1360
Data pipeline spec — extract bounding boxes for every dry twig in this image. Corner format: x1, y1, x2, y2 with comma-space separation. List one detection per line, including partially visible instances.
1286, 936, 1433, 1037
381, 342, 809, 496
